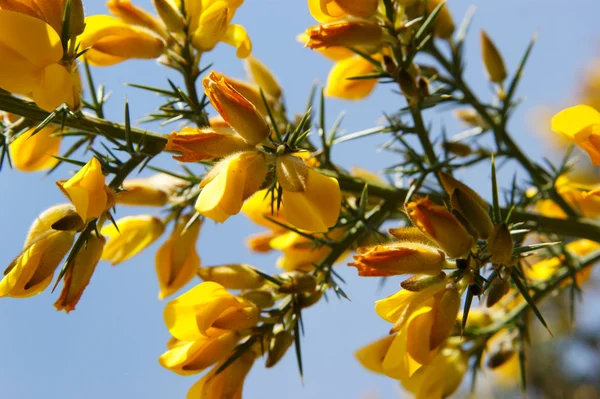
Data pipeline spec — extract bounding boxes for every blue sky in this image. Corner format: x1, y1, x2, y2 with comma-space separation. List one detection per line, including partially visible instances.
1, 0, 600, 398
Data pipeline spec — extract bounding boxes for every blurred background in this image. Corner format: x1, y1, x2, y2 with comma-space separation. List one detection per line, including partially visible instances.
1, 0, 600, 398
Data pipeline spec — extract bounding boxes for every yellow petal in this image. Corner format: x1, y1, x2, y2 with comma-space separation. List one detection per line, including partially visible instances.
61, 157, 108, 221
551, 104, 600, 141
101, 215, 164, 265
10, 126, 61, 171
222, 24, 252, 58
282, 168, 341, 232
355, 335, 395, 374
325, 56, 378, 100
32, 63, 75, 111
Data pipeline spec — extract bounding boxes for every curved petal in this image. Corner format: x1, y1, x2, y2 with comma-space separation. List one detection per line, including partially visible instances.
223, 24, 252, 58
32, 63, 75, 111
10, 126, 61, 171
551, 104, 600, 141
325, 56, 378, 100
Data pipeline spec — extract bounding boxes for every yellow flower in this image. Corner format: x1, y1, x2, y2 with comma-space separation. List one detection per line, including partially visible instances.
551, 104, 600, 165
116, 177, 169, 207
106, 0, 168, 39
0, 204, 82, 298
165, 127, 254, 162
203, 71, 270, 145
304, 21, 383, 50
101, 215, 165, 265
405, 197, 474, 258
402, 346, 468, 399
529, 176, 600, 219
10, 126, 61, 172
326, 55, 379, 100
187, 349, 256, 399
0, 10, 80, 111
58, 157, 110, 222
278, 155, 341, 232
159, 328, 239, 376
164, 281, 259, 341
156, 215, 202, 300
270, 230, 338, 272
54, 234, 105, 313
244, 55, 282, 99
0, 0, 76, 37
241, 189, 288, 231
186, 0, 251, 58
307, 0, 378, 22
195, 151, 268, 223
198, 264, 265, 290
79, 15, 166, 66
349, 242, 446, 277
527, 239, 600, 285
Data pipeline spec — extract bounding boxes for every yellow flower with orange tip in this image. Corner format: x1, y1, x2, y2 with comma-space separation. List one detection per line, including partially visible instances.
551, 104, 600, 165
203, 71, 270, 145
277, 154, 341, 233
165, 127, 255, 162
79, 15, 166, 66
164, 281, 259, 342
115, 177, 169, 207
195, 151, 268, 224
57, 157, 114, 222
527, 239, 600, 285
156, 215, 202, 300
405, 197, 474, 258
54, 234, 105, 313
10, 126, 61, 172
159, 328, 239, 376
0, 204, 83, 298
0, 10, 80, 111
187, 348, 256, 399
307, 0, 378, 22
304, 20, 383, 50
349, 242, 446, 277
101, 215, 165, 265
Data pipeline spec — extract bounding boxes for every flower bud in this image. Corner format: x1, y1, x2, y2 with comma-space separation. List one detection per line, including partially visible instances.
480, 30, 507, 84
25, 204, 83, 247
442, 141, 473, 157
486, 346, 516, 369
279, 271, 317, 294
298, 289, 323, 309
405, 197, 474, 258
198, 264, 265, 290
57, 157, 110, 221
349, 243, 445, 277
203, 72, 270, 145
107, 0, 168, 38
397, 69, 420, 101
101, 215, 165, 265
439, 171, 489, 210
54, 234, 105, 312
153, 0, 184, 33
159, 329, 239, 375
450, 190, 493, 239
69, 0, 86, 37
241, 290, 275, 309
276, 155, 309, 192
453, 108, 490, 129
266, 331, 294, 368
165, 127, 254, 162
305, 21, 382, 49
187, 350, 256, 398
10, 126, 61, 172
116, 178, 169, 207
486, 278, 509, 308
400, 272, 446, 292
427, 0, 455, 39
487, 224, 513, 265
1, 230, 74, 298
245, 56, 282, 99
155, 215, 202, 299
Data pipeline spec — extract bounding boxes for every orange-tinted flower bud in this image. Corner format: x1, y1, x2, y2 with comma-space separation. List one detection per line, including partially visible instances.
405, 198, 474, 258
305, 21, 382, 49
166, 127, 254, 162
54, 234, 105, 313
203, 72, 270, 145
349, 242, 445, 277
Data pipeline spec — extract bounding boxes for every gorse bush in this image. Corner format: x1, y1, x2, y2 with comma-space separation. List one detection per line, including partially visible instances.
1, 0, 599, 398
